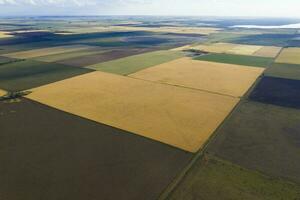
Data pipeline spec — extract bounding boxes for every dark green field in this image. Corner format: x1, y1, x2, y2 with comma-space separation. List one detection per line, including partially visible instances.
0, 98, 192, 200
168, 154, 300, 200
194, 53, 273, 68
0, 60, 92, 91
207, 100, 300, 183
265, 63, 300, 80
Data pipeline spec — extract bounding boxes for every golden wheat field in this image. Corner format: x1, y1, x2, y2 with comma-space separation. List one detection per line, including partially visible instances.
253, 46, 282, 58
226, 44, 262, 55
130, 57, 264, 97
27, 71, 238, 152
276, 47, 300, 64
3, 45, 92, 59
190, 43, 238, 53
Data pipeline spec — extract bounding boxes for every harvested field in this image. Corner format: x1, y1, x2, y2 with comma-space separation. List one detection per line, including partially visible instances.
265, 63, 300, 80
207, 101, 300, 183
249, 76, 300, 109
27, 71, 238, 152
130, 58, 264, 97
194, 53, 272, 68
34, 48, 107, 62
0, 89, 6, 96
226, 44, 262, 55
87, 50, 185, 75
253, 46, 282, 58
276, 47, 300, 65
58, 49, 152, 67
0, 60, 92, 91
168, 154, 300, 200
3, 45, 92, 59
191, 43, 238, 53
0, 98, 192, 200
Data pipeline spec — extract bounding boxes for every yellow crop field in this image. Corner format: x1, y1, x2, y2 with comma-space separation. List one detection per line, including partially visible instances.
0, 89, 6, 96
0, 31, 13, 38
276, 47, 300, 65
226, 44, 262, 55
27, 71, 238, 153
170, 45, 193, 51
130, 58, 264, 97
190, 43, 238, 53
253, 46, 282, 58
3, 45, 92, 59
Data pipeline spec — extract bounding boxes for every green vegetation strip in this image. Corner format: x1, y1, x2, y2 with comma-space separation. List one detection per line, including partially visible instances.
87, 50, 185, 75
168, 154, 300, 200
0, 60, 92, 91
265, 63, 300, 80
194, 53, 273, 68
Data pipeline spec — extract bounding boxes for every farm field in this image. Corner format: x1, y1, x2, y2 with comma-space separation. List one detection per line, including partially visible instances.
0, 98, 192, 200
194, 53, 272, 67
207, 101, 300, 183
0, 89, 6, 96
88, 50, 185, 75
130, 57, 264, 97
168, 154, 300, 200
58, 48, 154, 67
0, 60, 92, 91
0, 56, 20, 65
249, 76, 300, 109
265, 63, 300, 80
3, 45, 92, 59
253, 46, 282, 58
0, 31, 13, 38
276, 47, 300, 65
27, 71, 239, 152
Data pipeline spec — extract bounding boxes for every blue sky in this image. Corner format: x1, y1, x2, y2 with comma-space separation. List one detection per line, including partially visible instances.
0, 0, 299, 17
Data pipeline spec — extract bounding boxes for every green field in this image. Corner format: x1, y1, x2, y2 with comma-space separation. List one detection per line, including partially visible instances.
264, 63, 300, 80
168, 154, 300, 200
194, 53, 273, 68
87, 50, 185, 75
0, 60, 92, 91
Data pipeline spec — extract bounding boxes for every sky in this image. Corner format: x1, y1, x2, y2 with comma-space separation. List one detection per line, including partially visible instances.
0, 0, 299, 17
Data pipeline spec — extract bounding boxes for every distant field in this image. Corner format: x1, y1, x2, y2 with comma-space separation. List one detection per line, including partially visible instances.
226, 44, 262, 55
253, 46, 282, 58
130, 57, 264, 97
3, 45, 92, 59
0, 98, 192, 200
207, 101, 300, 183
0, 56, 20, 65
27, 71, 238, 152
58, 48, 153, 67
249, 76, 300, 109
190, 43, 238, 53
0, 31, 13, 39
0, 60, 92, 91
87, 50, 185, 75
265, 63, 300, 81
276, 47, 300, 65
168, 154, 300, 200
194, 53, 272, 68
0, 89, 6, 96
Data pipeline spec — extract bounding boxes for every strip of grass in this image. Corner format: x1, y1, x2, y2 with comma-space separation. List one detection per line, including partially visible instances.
168, 154, 300, 200
194, 53, 272, 68
265, 63, 300, 80
0, 60, 92, 91
87, 50, 185, 75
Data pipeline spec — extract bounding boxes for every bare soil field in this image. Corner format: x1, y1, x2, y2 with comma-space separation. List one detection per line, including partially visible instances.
130, 58, 264, 97
27, 71, 238, 152
0, 98, 192, 200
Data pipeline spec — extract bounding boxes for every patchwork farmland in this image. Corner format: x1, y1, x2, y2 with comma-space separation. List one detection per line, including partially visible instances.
1, 16, 300, 200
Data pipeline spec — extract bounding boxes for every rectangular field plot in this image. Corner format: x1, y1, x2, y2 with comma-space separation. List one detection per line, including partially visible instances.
253, 46, 282, 58
194, 53, 272, 68
27, 71, 239, 152
207, 101, 300, 183
249, 76, 300, 109
276, 47, 300, 65
169, 154, 300, 200
265, 63, 300, 80
130, 58, 264, 97
3, 45, 92, 59
87, 50, 185, 75
0, 98, 192, 200
0, 31, 13, 39
0, 60, 92, 91
0, 89, 6, 96
0, 56, 19, 65
33, 47, 107, 62
226, 44, 262, 55
58, 49, 152, 67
